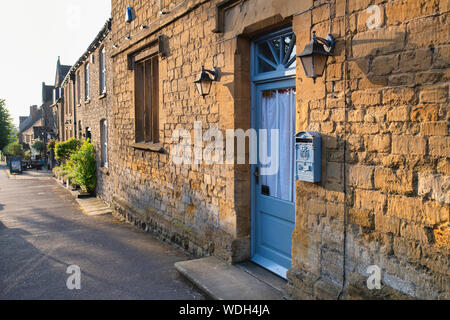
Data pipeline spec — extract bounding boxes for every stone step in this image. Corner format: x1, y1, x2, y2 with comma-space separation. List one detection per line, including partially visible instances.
175, 256, 285, 300
75, 197, 112, 216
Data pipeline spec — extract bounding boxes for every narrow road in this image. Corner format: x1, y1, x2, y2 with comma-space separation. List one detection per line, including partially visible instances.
0, 165, 204, 300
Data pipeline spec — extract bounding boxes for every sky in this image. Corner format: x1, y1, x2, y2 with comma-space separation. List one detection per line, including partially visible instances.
0, 0, 112, 126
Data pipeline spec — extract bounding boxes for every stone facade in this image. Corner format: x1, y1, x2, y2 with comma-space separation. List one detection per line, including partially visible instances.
56, 0, 449, 299
59, 20, 114, 202
287, 0, 449, 299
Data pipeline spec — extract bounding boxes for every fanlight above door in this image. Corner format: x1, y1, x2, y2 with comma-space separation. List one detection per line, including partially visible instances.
254, 31, 297, 78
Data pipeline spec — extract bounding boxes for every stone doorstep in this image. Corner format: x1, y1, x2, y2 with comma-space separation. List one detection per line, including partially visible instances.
175, 256, 286, 300
75, 197, 112, 216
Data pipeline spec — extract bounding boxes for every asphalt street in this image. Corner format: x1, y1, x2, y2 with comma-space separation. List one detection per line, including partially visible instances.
0, 165, 205, 300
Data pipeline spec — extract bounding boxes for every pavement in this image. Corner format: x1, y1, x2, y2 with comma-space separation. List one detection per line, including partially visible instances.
0, 165, 205, 300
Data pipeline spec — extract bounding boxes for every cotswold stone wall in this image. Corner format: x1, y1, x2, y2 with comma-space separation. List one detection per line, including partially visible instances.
108, 0, 448, 299
62, 24, 115, 203
76, 33, 114, 203
110, 0, 233, 259
289, 0, 449, 299
109, 0, 314, 262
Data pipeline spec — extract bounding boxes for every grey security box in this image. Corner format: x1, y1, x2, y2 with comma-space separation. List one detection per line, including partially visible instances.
295, 131, 321, 182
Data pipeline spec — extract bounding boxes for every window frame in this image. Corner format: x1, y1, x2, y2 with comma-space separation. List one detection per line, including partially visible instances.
76, 72, 81, 105
134, 54, 159, 144
99, 47, 107, 94
100, 119, 108, 167
84, 62, 90, 101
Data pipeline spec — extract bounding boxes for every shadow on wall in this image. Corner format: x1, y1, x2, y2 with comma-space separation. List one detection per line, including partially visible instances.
350, 30, 406, 86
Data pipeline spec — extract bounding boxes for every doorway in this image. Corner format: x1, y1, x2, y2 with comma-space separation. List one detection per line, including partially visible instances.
250, 28, 297, 279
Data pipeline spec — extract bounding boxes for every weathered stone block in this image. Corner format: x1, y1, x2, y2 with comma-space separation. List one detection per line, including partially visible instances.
352, 90, 381, 106
374, 168, 413, 194
382, 87, 417, 105
387, 106, 410, 122
392, 135, 426, 155
410, 104, 439, 122
429, 136, 450, 157
418, 173, 450, 204
388, 195, 448, 225
354, 189, 387, 213
347, 164, 375, 189
419, 85, 448, 103
420, 122, 448, 136
365, 134, 391, 153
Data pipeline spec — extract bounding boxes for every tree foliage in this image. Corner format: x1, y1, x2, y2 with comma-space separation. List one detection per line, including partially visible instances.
55, 138, 82, 163
0, 99, 15, 151
32, 141, 46, 155
47, 139, 56, 153
3, 142, 24, 157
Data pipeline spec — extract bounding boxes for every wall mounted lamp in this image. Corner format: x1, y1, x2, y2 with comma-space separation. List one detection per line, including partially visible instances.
297, 31, 335, 83
194, 66, 219, 98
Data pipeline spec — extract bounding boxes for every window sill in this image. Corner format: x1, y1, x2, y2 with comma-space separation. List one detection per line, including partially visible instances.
131, 142, 165, 153
99, 93, 107, 99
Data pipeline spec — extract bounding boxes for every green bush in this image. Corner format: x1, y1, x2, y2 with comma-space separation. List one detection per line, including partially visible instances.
55, 138, 82, 163
69, 140, 96, 193
47, 139, 56, 154
24, 150, 32, 160
3, 142, 24, 157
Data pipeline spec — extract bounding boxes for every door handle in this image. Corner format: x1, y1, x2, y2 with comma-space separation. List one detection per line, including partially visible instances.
254, 167, 260, 184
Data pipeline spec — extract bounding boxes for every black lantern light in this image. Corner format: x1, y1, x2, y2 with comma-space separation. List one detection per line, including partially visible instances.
297, 31, 335, 83
194, 66, 219, 98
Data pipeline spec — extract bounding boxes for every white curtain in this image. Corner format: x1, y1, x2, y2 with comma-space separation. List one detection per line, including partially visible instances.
260, 88, 296, 202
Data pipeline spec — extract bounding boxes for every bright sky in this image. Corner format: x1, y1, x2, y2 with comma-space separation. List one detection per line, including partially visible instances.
0, 0, 111, 126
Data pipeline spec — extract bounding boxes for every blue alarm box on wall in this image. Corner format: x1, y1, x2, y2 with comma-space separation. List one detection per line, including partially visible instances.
295, 131, 321, 183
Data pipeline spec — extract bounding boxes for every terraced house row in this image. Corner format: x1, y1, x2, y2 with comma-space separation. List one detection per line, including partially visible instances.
51, 0, 449, 299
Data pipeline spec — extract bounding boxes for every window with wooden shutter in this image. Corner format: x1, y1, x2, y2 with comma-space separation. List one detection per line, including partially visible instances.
134, 55, 159, 143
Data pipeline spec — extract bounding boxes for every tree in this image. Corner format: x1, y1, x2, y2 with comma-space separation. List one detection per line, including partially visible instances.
3, 142, 24, 157
32, 141, 46, 158
0, 99, 14, 151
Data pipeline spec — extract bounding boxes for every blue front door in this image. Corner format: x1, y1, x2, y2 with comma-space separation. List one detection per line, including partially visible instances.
252, 81, 296, 278
250, 28, 297, 278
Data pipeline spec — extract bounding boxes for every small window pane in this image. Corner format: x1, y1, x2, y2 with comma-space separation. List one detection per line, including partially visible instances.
258, 57, 276, 73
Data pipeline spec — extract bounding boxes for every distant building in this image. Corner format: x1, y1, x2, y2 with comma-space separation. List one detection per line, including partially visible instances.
18, 105, 41, 149
51, 57, 71, 141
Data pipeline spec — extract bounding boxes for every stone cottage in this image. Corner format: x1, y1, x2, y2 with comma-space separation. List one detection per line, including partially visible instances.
57, 0, 449, 299
58, 19, 114, 201
18, 105, 41, 148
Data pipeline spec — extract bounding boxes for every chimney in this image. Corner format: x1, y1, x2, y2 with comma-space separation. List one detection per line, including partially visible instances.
30, 105, 38, 119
